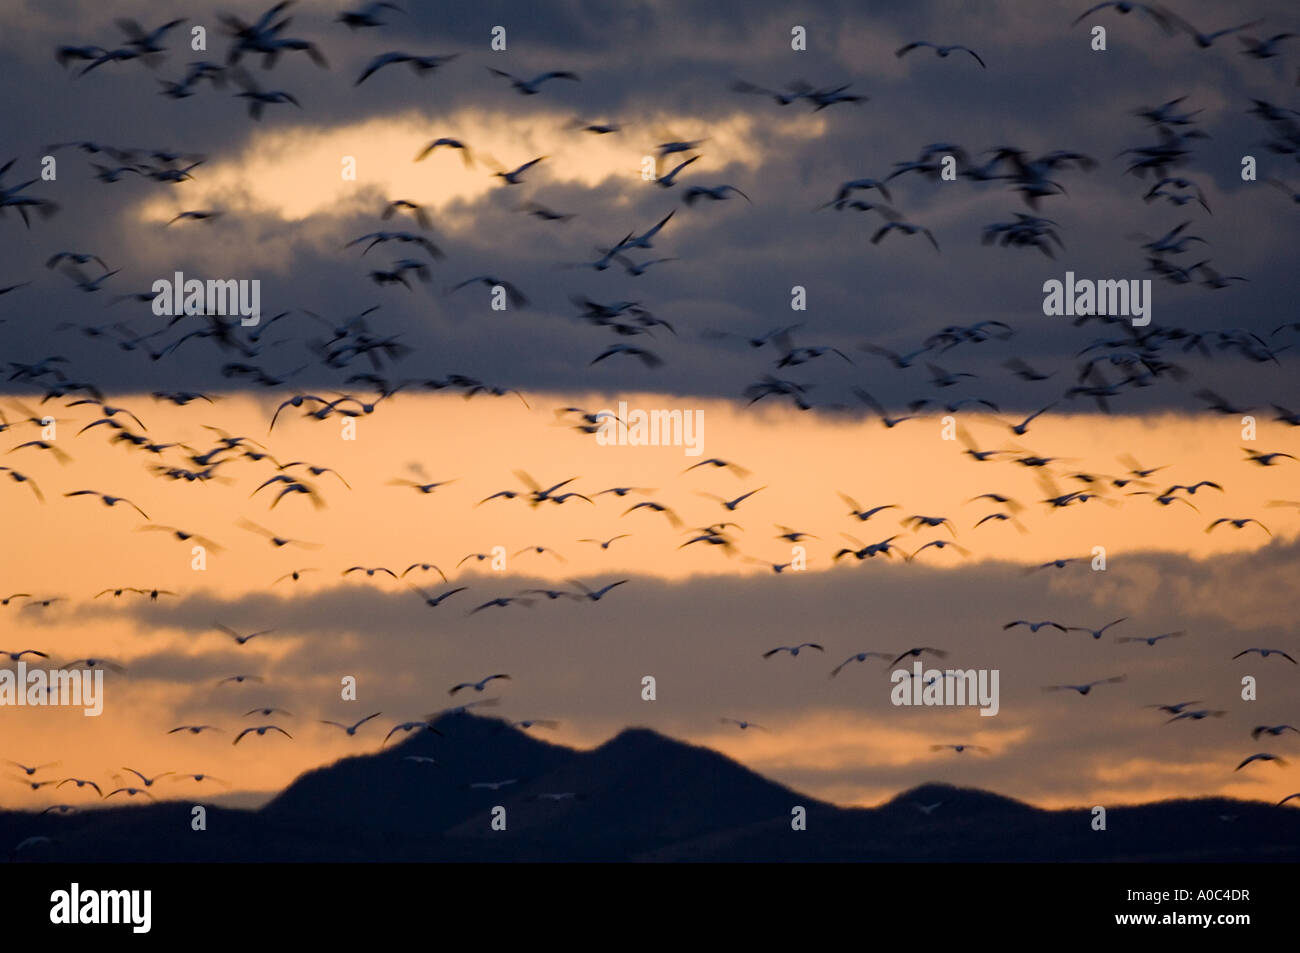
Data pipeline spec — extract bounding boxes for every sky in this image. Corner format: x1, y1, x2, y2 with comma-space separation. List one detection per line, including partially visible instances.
0, 0, 1298, 813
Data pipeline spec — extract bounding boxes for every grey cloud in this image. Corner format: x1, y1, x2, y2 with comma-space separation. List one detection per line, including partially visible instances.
91, 539, 1300, 802
0, 0, 1296, 413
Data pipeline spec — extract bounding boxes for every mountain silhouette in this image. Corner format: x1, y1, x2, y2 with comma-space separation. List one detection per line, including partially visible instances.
3, 715, 1299, 862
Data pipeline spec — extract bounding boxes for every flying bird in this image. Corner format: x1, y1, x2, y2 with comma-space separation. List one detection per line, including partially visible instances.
1043, 676, 1127, 695
214, 623, 272, 645
570, 579, 628, 602
1235, 753, 1287, 771
382, 720, 443, 745
449, 674, 511, 695
1066, 619, 1128, 639
872, 220, 940, 251
233, 725, 292, 745
1251, 725, 1300, 740
1232, 648, 1297, 664
57, 778, 103, 797
355, 51, 457, 86
830, 652, 893, 677
486, 68, 579, 95
337, 2, 405, 29
1003, 620, 1067, 633
415, 137, 473, 165
1072, 3, 1176, 34
763, 643, 824, 658
895, 41, 986, 67
410, 584, 468, 608
320, 712, 382, 736
121, 768, 172, 787
1117, 631, 1184, 646
63, 489, 148, 519
5, 760, 59, 776
1207, 518, 1270, 535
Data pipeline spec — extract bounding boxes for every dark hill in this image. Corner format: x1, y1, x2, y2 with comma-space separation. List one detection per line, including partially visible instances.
4, 715, 1299, 862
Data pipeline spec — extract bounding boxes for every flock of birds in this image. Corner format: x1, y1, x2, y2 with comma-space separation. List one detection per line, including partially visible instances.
2, 1, 1299, 848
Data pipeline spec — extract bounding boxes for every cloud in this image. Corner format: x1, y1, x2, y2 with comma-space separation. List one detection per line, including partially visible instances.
43, 537, 1293, 808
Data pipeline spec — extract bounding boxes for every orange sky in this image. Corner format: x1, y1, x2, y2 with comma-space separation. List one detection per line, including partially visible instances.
2, 391, 1297, 810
